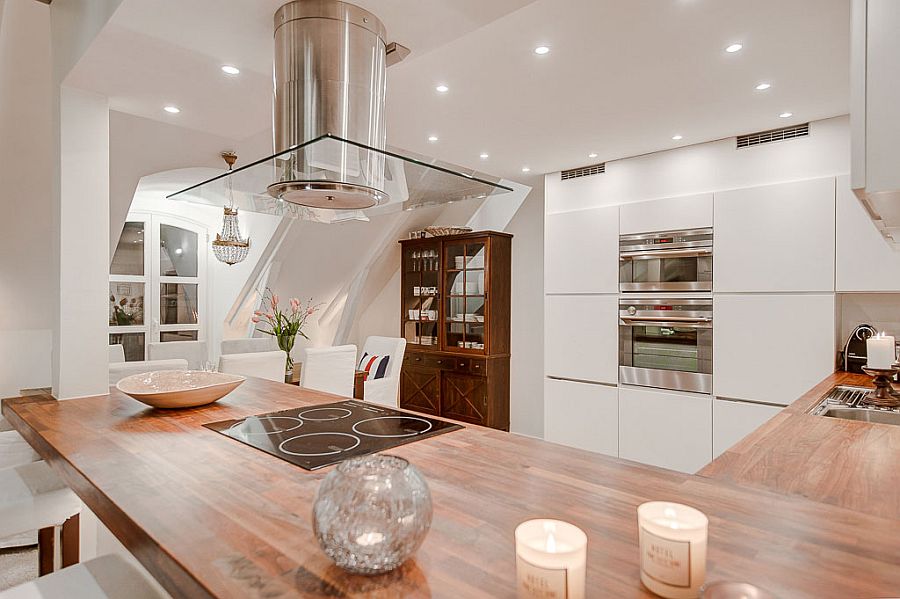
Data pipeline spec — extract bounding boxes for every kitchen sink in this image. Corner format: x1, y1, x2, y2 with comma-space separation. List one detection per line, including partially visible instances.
819, 407, 900, 426
809, 385, 900, 426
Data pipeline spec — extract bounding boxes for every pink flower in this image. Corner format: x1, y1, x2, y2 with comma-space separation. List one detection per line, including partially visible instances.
253, 310, 264, 316
251, 316, 260, 323
307, 306, 315, 315
290, 298, 300, 313
271, 294, 279, 309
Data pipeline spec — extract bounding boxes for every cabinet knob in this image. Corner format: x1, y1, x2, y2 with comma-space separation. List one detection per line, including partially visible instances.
437, 359, 443, 364
475, 364, 480, 369
415, 357, 421, 362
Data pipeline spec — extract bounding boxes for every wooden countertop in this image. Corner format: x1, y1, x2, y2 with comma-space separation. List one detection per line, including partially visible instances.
701, 371, 900, 520
4, 378, 900, 598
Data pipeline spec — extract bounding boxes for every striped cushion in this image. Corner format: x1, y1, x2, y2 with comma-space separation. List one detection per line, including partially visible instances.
358, 353, 390, 380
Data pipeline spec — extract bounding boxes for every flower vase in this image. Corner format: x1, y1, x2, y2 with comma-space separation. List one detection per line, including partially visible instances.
277, 334, 296, 375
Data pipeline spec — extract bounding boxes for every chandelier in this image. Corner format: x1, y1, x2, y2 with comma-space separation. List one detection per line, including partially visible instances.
211, 151, 250, 265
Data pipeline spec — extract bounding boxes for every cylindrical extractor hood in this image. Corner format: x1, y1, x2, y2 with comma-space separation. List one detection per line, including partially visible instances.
269, 0, 389, 210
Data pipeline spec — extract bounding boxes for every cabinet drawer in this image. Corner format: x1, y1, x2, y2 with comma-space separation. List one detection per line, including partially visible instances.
450, 357, 486, 375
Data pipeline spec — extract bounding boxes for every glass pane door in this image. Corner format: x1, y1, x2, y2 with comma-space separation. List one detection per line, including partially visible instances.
443, 240, 487, 353
109, 217, 149, 361
402, 242, 440, 348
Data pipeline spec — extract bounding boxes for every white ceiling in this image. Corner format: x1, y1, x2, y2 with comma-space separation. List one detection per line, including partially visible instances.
66, 0, 851, 182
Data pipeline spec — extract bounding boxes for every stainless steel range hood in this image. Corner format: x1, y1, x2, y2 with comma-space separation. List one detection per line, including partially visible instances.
168, 0, 511, 218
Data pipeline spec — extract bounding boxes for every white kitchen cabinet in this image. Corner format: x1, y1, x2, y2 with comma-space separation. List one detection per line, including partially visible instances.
545, 295, 618, 384
714, 178, 836, 292
836, 174, 900, 291
712, 399, 782, 458
545, 206, 619, 294
618, 385, 712, 474
619, 193, 713, 235
544, 378, 618, 457
714, 294, 835, 406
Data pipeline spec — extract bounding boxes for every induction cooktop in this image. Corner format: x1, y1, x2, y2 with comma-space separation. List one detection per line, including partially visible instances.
204, 399, 463, 471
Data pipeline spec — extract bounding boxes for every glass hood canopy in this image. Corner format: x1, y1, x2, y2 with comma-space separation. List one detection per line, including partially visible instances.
167, 134, 513, 222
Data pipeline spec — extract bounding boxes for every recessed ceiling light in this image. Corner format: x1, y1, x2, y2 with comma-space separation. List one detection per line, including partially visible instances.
163, 105, 180, 114
427, 135, 438, 142
725, 43, 743, 53
533, 46, 550, 55
521, 166, 531, 173
479, 152, 489, 159
755, 82, 771, 91
779, 111, 793, 118
588, 152, 598, 158
221, 65, 240, 75
435, 84, 449, 93
672, 134, 683, 140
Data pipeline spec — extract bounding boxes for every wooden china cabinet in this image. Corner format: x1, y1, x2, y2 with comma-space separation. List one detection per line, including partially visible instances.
398, 231, 511, 431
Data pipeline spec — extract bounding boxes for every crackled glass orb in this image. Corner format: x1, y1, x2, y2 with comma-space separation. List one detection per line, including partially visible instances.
313, 455, 432, 575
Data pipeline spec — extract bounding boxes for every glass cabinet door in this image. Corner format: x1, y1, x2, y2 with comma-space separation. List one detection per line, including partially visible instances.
402, 242, 440, 348
443, 240, 487, 353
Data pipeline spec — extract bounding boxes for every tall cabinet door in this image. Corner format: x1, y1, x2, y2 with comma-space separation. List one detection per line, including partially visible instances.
544, 378, 618, 457
545, 295, 618, 384
714, 294, 835, 405
545, 206, 619, 294
714, 178, 836, 292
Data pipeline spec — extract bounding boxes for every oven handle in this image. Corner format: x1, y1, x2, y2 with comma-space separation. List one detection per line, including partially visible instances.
619, 317, 712, 329
619, 248, 713, 260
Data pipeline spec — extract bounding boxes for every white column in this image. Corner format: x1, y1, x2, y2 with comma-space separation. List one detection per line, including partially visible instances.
53, 86, 109, 399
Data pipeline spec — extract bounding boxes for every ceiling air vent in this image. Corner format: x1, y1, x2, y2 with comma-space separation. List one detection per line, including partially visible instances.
736, 123, 809, 149
561, 162, 606, 180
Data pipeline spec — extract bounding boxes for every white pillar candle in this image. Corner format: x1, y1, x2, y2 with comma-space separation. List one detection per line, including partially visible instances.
515, 519, 587, 599
637, 502, 708, 599
866, 332, 896, 369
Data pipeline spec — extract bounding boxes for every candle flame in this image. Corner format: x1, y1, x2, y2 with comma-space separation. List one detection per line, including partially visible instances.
546, 531, 557, 553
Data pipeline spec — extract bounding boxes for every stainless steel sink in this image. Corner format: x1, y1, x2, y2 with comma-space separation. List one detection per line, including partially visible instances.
809, 384, 900, 426
819, 407, 900, 425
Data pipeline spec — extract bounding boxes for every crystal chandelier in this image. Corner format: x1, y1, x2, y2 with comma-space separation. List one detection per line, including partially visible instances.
211, 151, 250, 265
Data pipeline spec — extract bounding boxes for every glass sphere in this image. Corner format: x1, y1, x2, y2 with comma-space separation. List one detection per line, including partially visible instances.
313, 455, 432, 575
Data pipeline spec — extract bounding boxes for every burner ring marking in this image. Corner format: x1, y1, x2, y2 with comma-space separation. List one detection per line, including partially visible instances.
352, 416, 434, 438
298, 407, 353, 421
228, 416, 303, 435
278, 432, 361, 457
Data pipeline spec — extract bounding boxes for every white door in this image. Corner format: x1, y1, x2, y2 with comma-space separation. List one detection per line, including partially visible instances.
109, 213, 208, 360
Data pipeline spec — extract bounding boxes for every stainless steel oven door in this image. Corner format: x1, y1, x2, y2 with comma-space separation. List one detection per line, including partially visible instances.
618, 298, 712, 394
619, 228, 713, 293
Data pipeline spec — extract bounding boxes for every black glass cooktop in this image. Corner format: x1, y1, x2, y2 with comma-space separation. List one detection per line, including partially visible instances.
204, 399, 463, 471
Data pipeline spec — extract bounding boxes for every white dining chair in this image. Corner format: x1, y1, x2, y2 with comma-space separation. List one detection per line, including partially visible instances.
108, 344, 126, 364
218, 351, 285, 383
108, 359, 188, 386
0, 430, 40, 470
358, 337, 407, 408
0, 553, 169, 598
0, 461, 82, 576
147, 341, 207, 370
220, 337, 278, 355
298, 345, 357, 397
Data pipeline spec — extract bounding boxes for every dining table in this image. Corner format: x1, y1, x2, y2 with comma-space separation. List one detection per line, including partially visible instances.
3, 377, 900, 598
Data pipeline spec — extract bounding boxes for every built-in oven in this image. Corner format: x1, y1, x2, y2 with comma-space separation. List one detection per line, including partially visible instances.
619, 297, 712, 394
619, 228, 713, 293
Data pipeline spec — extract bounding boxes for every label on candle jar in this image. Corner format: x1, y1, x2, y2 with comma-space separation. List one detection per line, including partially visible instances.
639, 527, 691, 588
516, 554, 568, 599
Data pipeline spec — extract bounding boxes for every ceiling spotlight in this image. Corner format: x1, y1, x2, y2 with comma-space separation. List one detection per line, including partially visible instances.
725, 43, 743, 53
672, 134, 683, 141
163, 105, 181, 114
779, 111, 793, 118
435, 84, 449, 93
755, 82, 771, 91
480, 152, 489, 159
533, 46, 550, 55
521, 166, 531, 173
221, 65, 240, 75
588, 152, 598, 158
427, 135, 439, 142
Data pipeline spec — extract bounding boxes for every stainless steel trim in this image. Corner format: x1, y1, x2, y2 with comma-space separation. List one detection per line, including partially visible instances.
619, 366, 712, 395
618, 297, 713, 306
266, 180, 386, 208
546, 376, 618, 388
618, 228, 713, 242
620, 281, 712, 292
620, 315, 711, 323
619, 318, 712, 329
620, 248, 713, 260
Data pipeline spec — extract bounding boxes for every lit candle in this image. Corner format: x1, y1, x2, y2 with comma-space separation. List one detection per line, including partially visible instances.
515, 519, 587, 599
637, 502, 708, 599
867, 332, 896, 370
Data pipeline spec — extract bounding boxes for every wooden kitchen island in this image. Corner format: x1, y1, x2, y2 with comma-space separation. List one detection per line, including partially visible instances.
4, 376, 900, 598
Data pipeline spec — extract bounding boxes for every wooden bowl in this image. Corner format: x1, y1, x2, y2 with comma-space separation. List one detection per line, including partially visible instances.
116, 370, 245, 409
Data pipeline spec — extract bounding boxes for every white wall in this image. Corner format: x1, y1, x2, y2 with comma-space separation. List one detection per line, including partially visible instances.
0, 0, 53, 397
545, 116, 850, 213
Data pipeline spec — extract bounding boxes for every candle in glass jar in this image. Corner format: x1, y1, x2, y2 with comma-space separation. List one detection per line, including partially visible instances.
515, 519, 587, 599
867, 332, 896, 369
637, 502, 708, 599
